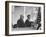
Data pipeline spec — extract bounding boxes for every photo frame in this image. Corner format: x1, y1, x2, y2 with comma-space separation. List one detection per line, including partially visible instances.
5, 1, 45, 36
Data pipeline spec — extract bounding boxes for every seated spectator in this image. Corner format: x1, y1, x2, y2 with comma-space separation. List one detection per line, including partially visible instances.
17, 15, 25, 27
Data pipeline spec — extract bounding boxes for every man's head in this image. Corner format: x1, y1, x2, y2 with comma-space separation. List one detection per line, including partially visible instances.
20, 15, 24, 20
27, 15, 31, 20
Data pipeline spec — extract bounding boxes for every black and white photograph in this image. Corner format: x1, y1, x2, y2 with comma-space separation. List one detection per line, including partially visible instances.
12, 6, 41, 30
5, 1, 45, 36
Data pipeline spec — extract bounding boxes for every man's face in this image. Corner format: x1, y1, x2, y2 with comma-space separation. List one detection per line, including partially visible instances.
27, 15, 30, 20
20, 15, 24, 19
21, 16, 24, 19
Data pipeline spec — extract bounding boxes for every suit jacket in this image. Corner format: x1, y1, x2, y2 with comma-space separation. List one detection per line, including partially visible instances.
25, 19, 33, 27
17, 19, 25, 27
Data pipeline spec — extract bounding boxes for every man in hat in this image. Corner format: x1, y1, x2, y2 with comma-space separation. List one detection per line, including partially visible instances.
25, 15, 33, 27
